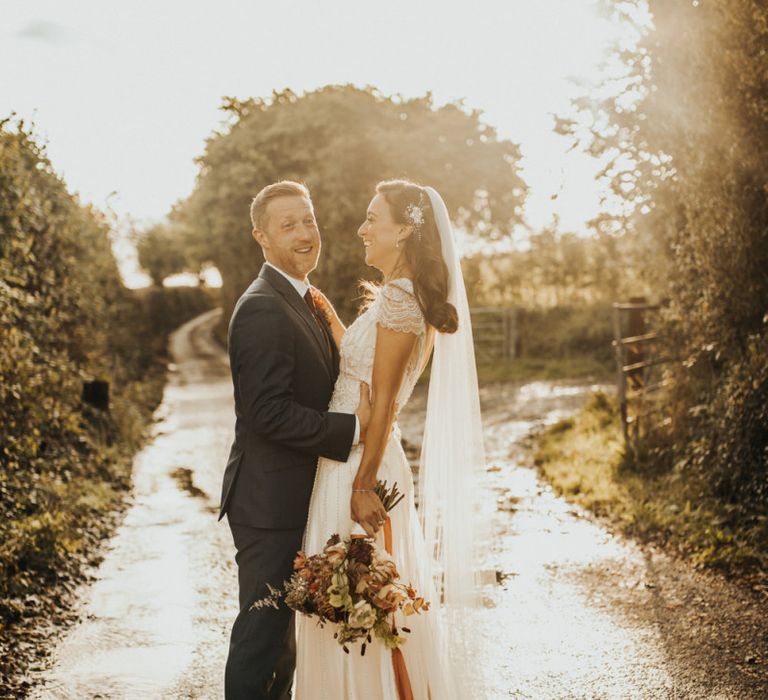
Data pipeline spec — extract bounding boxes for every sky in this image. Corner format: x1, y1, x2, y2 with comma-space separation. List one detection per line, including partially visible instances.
1, 0, 635, 285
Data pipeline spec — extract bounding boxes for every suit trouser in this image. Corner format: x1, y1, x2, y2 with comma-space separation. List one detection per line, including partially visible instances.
225, 520, 304, 700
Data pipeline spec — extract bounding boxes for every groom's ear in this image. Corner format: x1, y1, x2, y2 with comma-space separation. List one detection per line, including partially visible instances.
252, 227, 268, 249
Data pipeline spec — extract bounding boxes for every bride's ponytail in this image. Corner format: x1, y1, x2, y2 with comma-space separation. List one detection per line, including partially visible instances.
375, 179, 458, 334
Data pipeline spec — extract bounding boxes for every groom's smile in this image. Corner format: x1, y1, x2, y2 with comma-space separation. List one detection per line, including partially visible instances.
253, 194, 322, 280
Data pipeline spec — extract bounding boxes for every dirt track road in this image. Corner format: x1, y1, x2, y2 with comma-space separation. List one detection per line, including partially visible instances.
30, 310, 768, 699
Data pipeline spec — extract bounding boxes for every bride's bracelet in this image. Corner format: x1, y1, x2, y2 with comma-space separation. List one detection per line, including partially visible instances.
352, 488, 375, 493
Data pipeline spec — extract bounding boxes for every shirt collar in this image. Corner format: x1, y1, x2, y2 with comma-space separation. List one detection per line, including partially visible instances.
264, 261, 310, 298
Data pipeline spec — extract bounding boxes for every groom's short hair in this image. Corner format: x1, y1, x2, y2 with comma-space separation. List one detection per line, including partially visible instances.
250, 180, 311, 230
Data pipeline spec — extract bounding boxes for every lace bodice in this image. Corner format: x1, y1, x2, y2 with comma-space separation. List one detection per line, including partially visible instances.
328, 278, 427, 416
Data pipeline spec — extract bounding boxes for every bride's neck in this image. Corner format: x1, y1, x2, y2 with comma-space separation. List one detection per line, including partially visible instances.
381, 253, 413, 284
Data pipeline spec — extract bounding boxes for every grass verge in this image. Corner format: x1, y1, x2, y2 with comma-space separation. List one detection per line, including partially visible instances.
533, 392, 768, 592
0, 365, 168, 696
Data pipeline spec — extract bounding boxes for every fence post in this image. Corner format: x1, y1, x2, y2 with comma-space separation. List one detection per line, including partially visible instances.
612, 304, 629, 445
627, 296, 647, 391
501, 309, 509, 359
511, 308, 518, 359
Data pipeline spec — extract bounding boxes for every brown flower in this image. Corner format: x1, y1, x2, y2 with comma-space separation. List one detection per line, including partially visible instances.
348, 538, 374, 565
317, 599, 338, 622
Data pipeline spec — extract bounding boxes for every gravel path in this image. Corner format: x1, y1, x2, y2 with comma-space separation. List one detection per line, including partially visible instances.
28, 310, 768, 699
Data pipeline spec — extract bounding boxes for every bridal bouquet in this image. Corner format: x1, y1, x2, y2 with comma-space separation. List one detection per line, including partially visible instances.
251, 481, 430, 655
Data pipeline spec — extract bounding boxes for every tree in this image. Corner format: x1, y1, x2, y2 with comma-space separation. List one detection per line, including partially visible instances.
567, 1, 768, 507
172, 85, 528, 333
136, 223, 189, 286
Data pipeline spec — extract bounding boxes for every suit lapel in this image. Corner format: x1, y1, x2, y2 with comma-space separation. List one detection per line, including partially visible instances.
257, 265, 334, 378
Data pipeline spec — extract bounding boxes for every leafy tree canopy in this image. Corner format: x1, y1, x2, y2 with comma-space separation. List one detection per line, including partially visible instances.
172, 84, 528, 324
136, 223, 189, 286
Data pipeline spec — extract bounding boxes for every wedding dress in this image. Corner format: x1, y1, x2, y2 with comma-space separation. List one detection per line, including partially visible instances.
295, 278, 456, 700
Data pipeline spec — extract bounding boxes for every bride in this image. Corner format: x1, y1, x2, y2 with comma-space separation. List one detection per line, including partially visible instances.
295, 180, 488, 699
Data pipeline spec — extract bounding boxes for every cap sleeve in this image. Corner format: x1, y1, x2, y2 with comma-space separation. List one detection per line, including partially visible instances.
376, 280, 425, 336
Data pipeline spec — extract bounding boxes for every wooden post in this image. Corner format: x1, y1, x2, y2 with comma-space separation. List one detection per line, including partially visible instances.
506, 308, 517, 359
626, 296, 647, 391
612, 304, 629, 446
500, 309, 508, 360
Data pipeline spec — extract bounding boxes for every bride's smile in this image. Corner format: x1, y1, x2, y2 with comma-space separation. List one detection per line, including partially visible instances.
357, 192, 412, 274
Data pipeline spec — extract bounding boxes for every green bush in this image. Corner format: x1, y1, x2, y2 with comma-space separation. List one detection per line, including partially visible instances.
0, 120, 213, 626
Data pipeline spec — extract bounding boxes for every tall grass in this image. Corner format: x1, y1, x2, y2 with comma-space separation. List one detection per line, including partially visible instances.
534, 393, 768, 584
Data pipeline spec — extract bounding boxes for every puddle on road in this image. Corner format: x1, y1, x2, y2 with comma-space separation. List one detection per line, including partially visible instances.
31, 315, 695, 698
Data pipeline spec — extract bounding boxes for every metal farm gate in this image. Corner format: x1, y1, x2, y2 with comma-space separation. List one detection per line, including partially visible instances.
471, 307, 518, 363
611, 297, 673, 450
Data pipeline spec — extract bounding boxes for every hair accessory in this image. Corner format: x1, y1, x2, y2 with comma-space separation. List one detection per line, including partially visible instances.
405, 203, 424, 227
405, 192, 428, 242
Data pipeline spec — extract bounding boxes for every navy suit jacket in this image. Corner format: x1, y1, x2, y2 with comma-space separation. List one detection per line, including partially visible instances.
218, 263, 356, 529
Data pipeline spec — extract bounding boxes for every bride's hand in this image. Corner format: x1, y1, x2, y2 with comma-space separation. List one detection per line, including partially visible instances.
350, 489, 387, 538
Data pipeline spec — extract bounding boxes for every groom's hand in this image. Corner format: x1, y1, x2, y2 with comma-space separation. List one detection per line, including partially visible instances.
355, 382, 372, 443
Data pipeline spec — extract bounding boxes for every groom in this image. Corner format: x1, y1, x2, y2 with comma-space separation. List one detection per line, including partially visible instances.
218, 180, 370, 700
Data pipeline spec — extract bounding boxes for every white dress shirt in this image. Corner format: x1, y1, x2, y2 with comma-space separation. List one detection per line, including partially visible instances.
263, 261, 360, 445
264, 261, 310, 298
